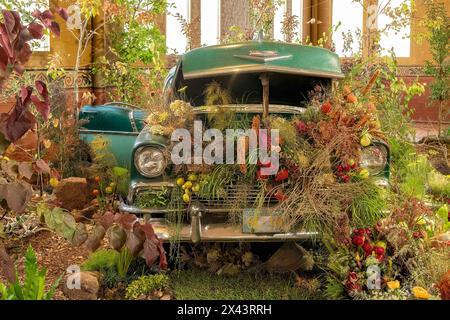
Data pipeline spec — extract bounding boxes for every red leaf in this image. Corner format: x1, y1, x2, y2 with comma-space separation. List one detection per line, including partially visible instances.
125, 227, 145, 255
57, 7, 69, 21
0, 102, 36, 142
18, 161, 33, 179
138, 222, 167, 269
99, 211, 116, 230
31, 95, 50, 120
20, 86, 30, 103
48, 21, 60, 37
27, 22, 44, 39
116, 213, 138, 231
0, 46, 8, 71
0, 182, 32, 212
35, 159, 51, 174
0, 243, 16, 283
141, 238, 159, 267
35, 80, 48, 99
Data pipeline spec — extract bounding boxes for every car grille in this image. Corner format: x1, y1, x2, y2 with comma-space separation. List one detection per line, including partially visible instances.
191, 184, 278, 208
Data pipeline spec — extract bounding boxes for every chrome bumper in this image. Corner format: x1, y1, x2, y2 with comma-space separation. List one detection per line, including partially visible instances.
118, 202, 318, 243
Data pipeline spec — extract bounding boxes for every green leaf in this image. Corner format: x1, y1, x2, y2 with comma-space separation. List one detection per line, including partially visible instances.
112, 166, 128, 178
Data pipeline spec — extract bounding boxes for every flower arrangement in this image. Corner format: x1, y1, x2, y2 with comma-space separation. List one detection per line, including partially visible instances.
146, 100, 194, 136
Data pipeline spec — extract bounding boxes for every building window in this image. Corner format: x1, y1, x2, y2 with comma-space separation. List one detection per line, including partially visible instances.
166, 0, 190, 54
377, 0, 411, 57
273, 0, 286, 41
201, 0, 220, 46
332, 0, 363, 57
291, 0, 303, 41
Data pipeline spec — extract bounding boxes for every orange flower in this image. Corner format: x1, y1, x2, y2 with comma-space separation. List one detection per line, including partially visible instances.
412, 286, 430, 299
346, 94, 358, 104
386, 280, 400, 290
343, 85, 352, 96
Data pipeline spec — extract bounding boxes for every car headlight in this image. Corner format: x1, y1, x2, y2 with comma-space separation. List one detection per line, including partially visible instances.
359, 145, 388, 175
134, 146, 166, 178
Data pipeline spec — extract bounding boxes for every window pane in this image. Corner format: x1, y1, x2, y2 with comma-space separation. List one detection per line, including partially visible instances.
273, 0, 286, 41
292, 0, 303, 41
378, 0, 411, 57
332, 0, 363, 56
166, 0, 190, 54
201, 0, 220, 46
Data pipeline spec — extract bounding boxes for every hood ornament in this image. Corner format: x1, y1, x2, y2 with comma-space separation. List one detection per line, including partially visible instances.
234, 50, 292, 62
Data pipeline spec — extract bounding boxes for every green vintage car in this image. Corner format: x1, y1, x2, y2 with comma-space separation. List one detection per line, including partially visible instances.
79, 41, 389, 243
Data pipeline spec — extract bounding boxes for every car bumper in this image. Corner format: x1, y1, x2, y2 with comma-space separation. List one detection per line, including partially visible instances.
118, 202, 318, 243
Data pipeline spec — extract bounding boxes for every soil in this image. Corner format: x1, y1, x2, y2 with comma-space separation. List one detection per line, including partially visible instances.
2, 230, 90, 300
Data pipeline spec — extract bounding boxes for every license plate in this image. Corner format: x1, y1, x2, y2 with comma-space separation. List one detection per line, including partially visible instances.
242, 208, 284, 233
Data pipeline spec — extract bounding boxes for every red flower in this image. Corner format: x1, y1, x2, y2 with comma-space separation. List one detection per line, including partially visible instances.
321, 102, 332, 114
274, 169, 289, 182
352, 235, 364, 247
374, 246, 385, 256
362, 242, 373, 254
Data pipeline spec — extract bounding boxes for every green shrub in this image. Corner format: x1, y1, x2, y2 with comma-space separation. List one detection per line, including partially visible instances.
125, 274, 169, 300
81, 249, 119, 272
0, 246, 60, 300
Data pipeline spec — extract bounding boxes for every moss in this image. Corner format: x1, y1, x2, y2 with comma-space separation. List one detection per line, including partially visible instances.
125, 274, 170, 300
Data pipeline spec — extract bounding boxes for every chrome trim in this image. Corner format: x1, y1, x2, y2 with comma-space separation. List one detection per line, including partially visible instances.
104, 101, 141, 109
128, 111, 138, 132
194, 104, 306, 114
233, 54, 293, 62
183, 64, 344, 80
119, 202, 319, 242
189, 204, 203, 243
79, 129, 139, 136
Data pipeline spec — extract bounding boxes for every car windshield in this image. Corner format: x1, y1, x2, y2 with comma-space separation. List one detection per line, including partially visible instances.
175, 67, 332, 108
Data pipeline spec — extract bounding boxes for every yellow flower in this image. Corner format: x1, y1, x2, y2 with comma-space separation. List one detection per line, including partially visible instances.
412, 286, 430, 299
386, 280, 400, 290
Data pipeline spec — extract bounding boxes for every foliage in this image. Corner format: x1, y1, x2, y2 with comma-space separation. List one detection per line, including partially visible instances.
38, 203, 88, 246
125, 274, 169, 300
428, 171, 450, 198
0, 246, 60, 300
420, 0, 450, 136
93, 0, 167, 105
135, 188, 170, 209
81, 249, 119, 272
0, 8, 64, 218
117, 246, 134, 279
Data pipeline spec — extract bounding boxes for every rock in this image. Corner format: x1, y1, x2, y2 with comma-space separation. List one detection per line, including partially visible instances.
72, 205, 97, 223
63, 271, 100, 300
54, 177, 89, 210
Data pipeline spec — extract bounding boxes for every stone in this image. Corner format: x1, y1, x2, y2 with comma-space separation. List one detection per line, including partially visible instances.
62, 271, 100, 300
72, 205, 97, 223
54, 177, 89, 210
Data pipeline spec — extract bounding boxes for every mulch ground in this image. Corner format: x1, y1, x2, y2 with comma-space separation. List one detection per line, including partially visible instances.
2, 230, 90, 300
